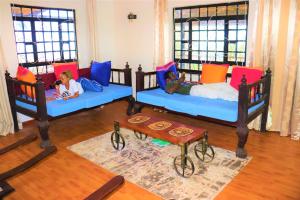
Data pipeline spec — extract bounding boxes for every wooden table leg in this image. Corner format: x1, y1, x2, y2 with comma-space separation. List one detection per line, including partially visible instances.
111, 121, 125, 150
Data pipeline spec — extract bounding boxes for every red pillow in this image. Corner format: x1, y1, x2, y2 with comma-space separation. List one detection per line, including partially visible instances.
16, 66, 36, 98
53, 62, 79, 80
230, 66, 263, 90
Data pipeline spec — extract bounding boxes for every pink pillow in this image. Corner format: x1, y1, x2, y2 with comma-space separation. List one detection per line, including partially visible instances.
156, 61, 176, 71
53, 62, 79, 80
230, 66, 263, 90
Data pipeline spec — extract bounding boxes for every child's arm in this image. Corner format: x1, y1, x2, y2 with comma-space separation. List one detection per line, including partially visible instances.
63, 92, 79, 100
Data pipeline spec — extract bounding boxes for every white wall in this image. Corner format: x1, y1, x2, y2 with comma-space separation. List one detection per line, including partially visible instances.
0, 0, 91, 76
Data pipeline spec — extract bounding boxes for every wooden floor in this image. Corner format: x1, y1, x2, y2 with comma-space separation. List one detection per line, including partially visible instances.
1, 100, 299, 200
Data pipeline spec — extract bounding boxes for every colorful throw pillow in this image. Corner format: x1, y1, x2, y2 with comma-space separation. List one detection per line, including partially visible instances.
53, 62, 79, 80
230, 66, 263, 90
90, 61, 112, 86
77, 77, 103, 92
156, 61, 178, 89
200, 63, 229, 84
16, 66, 36, 98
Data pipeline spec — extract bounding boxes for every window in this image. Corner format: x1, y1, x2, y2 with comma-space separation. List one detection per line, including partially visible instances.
11, 4, 77, 73
173, 1, 248, 70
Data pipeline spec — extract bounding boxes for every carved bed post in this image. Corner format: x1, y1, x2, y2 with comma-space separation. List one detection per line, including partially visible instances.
5, 71, 19, 132
124, 62, 132, 86
236, 75, 249, 158
136, 65, 144, 93
260, 68, 272, 132
35, 77, 51, 148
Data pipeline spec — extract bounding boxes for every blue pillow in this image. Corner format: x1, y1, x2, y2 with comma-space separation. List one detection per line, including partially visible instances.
90, 61, 111, 86
78, 77, 103, 92
156, 64, 178, 90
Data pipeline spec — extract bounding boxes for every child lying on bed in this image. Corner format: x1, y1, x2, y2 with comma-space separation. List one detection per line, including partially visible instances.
164, 71, 238, 101
55, 70, 84, 100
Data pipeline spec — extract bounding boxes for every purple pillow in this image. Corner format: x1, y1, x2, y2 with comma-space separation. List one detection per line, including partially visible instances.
90, 61, 111, 86
156, 61, 178, 89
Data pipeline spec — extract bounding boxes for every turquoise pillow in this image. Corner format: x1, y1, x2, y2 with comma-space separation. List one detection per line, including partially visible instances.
90, 61, 111, 86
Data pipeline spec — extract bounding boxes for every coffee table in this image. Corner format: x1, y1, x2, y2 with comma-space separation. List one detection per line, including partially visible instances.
111, 114, 215, 177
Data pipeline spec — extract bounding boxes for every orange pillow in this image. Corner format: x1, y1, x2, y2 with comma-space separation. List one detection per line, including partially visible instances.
16, 66, 36, 98
200, 64, 229, 84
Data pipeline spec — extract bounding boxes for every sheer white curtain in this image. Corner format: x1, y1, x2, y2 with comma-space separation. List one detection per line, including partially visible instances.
0, 39, 14, 136
86, 0, 99, 61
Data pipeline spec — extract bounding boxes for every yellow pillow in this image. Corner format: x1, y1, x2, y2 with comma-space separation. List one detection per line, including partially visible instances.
200, 64, 229, 84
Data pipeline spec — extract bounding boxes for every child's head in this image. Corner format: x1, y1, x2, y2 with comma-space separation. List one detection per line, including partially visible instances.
60, 70, 73, 84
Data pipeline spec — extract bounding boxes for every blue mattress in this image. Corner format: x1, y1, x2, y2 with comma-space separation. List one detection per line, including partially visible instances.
137, 88, 264, 122
16, 84, 132, 117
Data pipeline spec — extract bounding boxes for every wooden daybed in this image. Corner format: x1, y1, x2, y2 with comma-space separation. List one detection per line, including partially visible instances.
128, 65, 271, 158
5, 62, 133, 148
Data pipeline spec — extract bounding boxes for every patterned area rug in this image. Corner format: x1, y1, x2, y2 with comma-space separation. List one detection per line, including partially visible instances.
68, 129, 251, 200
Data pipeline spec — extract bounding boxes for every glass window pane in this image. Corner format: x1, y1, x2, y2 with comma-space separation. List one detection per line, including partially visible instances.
208, 42, 216, 51
229, 31, 236, 40
69, 23, 75, 31
217, 6, 226, 16
24, 32, 32, 42
192, 31, 199, 40
70, 42, 76, 51
200, 8, 207, 17
238, 20, 247, 29
63, 43, 69, 51
23, 21, 31, 30
217, 20, 224, 30
192, 51, 199, 60
183, 32, 189, 40
200, 21, 207, 30
45, 43, 53, 51
175, 23, 181, 31
174, 9, 181, 19
70, 51, 76, 59
237, 53, 245, 62
46, 52, 53, 61
26, 44, 33, 53
238, 30, 247, 40
192, 21, 199, 30
68, 11, 74, 19
200, 51, 207, 60
217, 42, 224, 51
182, 43, 189, 50
192, 42, 199, 50
191, 64, 199, 70
35, 21, 42, 31
52, 32, 59, 41
51, 22, 59, 31
27, 53, 34, 62
183, 22, 189, 31
59, 10, 68, 18
191, 8, 199, 17
64, 51, 70, 59
50, 10, 59, 18
61, 23, 68, 31
217, 31, 224, 40
229, 20, 237, 29
12, 7, 22, 17
38, 53, 46, 62
228, 5, 237, 15
32, 9, 41, 18
62, 32, 69, 41
175, 41, 181, 50
36, 32, 44, 42
216, 52, 224, 62
17, 43, 25, 53
15, 32, 24, 42
200, 31, 207, 40
175, 51, 181, 59
14, 21, 23, 31
182, 9, 190, 18
200, 41, 207, 50
237, 42, 246, 52
22, 8, 32, 17
208, 7, 216, 16
239, 4, 248, 15
44, 32, 51, 41
208, 52, 215, 61
182, 51, 188, 59
228, 43, 236, 51
53, 42, 60, 51
175, 32, 181, 40
37, 43, 44, 52
54, 52, 61, 60
18, 54, 26, 63
208, 20, 216, 30
208, 31, 216, 40
43, 21, 51, 31
228, 52, 236, 61
42, 9, 50, 18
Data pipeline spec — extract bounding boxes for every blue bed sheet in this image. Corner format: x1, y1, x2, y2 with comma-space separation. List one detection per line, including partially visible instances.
137, 88, 264, 122
16, 84, 132, 117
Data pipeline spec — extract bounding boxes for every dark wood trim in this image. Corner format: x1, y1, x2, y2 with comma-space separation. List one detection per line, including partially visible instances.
0, 133, 37, 155
0, 181, 15, 199
84, 175, 124, 200
0, 145, 57, 181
